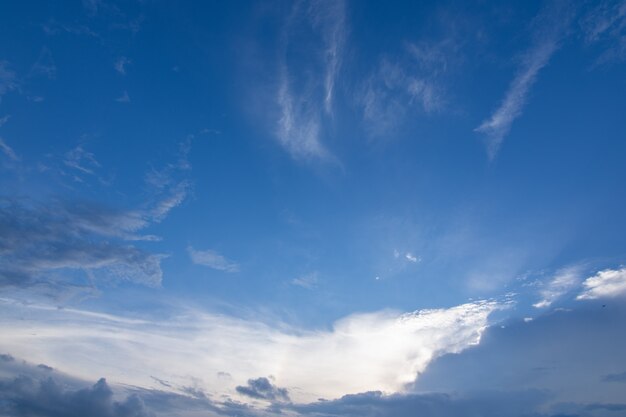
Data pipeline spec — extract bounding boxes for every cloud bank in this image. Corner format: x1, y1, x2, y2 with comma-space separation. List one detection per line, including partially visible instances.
0, 298, 505, 403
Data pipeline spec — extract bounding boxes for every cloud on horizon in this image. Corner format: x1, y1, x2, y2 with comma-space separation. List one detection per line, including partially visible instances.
0, 297, 506, 403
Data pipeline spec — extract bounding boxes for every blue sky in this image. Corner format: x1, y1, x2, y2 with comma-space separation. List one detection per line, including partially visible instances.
1, 1, 626, 416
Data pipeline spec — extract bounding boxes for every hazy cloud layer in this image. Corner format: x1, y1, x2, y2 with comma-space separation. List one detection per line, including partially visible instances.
0, 298, 505, 403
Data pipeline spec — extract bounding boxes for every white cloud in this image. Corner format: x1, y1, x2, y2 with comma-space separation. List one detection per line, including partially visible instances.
533, 266, 582, 308
291, 272, 318, 289
577, 267, 626, 300
272, 0, 345, 162
0, 138, 19, 161
0, 298, 507, 403
116, 91, 131, 103
188, 247, 239, 273
405, 253, 419, 263
475, 3, 573, 159
114, 57, 131, 75
0, 61, 17, 103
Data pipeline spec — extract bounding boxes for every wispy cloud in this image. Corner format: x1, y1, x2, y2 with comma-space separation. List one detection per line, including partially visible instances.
116, 91, 131, 103
361, 39, 452, 138
476, 3, 575, 159
29, 47, 57, 79
273, 0, 346, 162
0, 140, 192, 294
533, 266, 582, 308
0, 298, 508, 403
291, 272, 318, 288
114, 56, 131, 75
0, 138, 19, 161
0, 61, 17, 103
577, 267, 626, 300
580, 0, 626, 64
188, 247, 240, 273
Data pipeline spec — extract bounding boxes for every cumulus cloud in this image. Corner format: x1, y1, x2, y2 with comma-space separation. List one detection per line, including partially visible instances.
188, 247, 239, 272
577, 267, 626, 300
533, 266, 582, 308
0, 375, 153, 417
476, 2, 575, 159
236, 377, 289, 402
0, 298, 506, 403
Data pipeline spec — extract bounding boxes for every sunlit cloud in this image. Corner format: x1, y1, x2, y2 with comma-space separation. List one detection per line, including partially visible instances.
0, 298, 508, 403
577, 267, 626, 300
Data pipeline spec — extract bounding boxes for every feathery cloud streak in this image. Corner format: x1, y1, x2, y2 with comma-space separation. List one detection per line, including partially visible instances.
274, 0, 345, 161
476, 3, 574, 159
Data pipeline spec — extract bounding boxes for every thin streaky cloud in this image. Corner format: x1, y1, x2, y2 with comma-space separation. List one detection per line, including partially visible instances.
0, 138, 19, 161
188, 247, 240, 273
533, 266, 582, 308
116, 91, 131, 103
272, 0, 345, 162
476, 4, 574, 159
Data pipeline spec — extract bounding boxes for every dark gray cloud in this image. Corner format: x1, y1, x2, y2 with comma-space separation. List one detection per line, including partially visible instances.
236, 377, 290, 402
292, 390, 551, 417
413, 301, 626, 409
0, 376, 153, 417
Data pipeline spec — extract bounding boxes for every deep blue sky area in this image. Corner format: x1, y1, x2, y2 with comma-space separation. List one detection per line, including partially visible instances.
1, 1, 626, 417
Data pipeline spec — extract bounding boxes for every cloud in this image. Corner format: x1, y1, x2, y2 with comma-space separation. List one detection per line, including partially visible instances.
0, 198, 167, 289
116, 91, 131, 103
405, 253, 419, 263
577, 267, 626, 300
188, 247, 239, 273
292, 389, 551, 417
533, 266, 582, 308
0, 61, 17, 103
273, 0, 345, 162
115, 57, 131, 75
291, 272, 318, 288
0, 140, 192, 292
0, 298, 506, 403
236, 377, 290, 402
64, 145, 101, 175
414, 303, 626, 407
0, 375, 153, 417
360, 39, 452, 138
475, 3, 575, 159
0, 138, 19, 161
30, 47, 57, 79
580, 0, 626, 64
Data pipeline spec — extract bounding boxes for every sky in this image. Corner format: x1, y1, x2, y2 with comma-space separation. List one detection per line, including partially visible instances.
1, 0, 626, 416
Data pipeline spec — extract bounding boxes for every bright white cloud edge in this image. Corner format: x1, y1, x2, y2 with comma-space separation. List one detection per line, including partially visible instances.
0, 298, 507, 403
